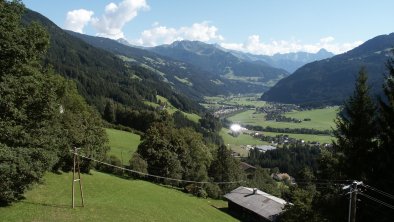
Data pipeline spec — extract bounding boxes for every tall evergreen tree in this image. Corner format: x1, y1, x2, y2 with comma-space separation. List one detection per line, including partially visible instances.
208, 145, 244, 193
103, 101, 116, 123
333, 67, 378, 181
376, 53, 394, 195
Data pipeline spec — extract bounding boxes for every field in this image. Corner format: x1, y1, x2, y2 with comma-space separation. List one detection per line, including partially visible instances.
106, 128, 141, 162
0, 171, 237, 222
220, 128, 270, 156
228, 107, 338, 131
145, 95, 200, 123
203, 95, 267, 108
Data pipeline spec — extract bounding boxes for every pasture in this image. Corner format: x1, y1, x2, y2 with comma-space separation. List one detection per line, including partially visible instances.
106, 128, 141, 162
220, 128, 270, 156
0, 171, 237, 222
228, 107, 338, 131
145, 95, 200, 123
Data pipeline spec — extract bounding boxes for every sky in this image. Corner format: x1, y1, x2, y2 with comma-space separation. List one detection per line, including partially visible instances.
23, 0, 394, 55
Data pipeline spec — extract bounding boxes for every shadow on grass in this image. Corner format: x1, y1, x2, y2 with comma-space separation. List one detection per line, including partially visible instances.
20, 201, 71, 209
211, 205, 247, 221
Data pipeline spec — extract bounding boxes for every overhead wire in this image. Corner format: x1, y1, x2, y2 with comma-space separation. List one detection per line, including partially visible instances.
73, 152, 244, 185
363, 184, 394, 200
359, 193, 394, 210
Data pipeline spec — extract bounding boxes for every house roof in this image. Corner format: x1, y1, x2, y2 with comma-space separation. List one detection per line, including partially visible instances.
254, 145, 276, 151
240, 162, 257, 171
224, 186, 287, 221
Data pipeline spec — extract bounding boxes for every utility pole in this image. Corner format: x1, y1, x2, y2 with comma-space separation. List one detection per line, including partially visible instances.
344, 181, 362, 222
72, 147, 84, 208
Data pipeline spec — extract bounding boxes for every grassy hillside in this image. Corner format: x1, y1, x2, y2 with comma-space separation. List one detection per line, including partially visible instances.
145, 95, 201, 123
0, 171, 238, 222
106, 128, 141, 162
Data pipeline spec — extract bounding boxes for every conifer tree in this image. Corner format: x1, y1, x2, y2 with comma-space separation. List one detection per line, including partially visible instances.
333, 67, 378, 181
103, 101, 116, 123
376, 54, 394, 193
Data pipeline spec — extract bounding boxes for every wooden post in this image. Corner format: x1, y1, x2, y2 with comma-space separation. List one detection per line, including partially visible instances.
350, 181, 358, 222
72, 147, 76, 208
72, 147, 84, 208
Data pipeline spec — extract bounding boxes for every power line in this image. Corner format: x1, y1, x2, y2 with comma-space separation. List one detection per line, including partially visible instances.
296, 179, 354, 182
363, 184, 394, 200
359, 193, 394, 210
73, 153, 244, 185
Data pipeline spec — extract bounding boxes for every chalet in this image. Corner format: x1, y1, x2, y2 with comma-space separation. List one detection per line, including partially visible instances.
240, 162, 256, 178
224, 186, 287, 222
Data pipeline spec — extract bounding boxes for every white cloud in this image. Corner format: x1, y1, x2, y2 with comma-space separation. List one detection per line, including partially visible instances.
135, 21, 224, 46
64, 9, 94, 33
220, 35, 363, 55
320, 36, 335, 43
91, 0, 149, 39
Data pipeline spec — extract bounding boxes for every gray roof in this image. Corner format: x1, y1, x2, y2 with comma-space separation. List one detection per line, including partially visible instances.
254, 145, 276, 151
224, 186, 287, 221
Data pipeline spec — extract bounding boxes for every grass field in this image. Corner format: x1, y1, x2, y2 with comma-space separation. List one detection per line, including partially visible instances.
204, 95, 267, 108
106, 128, 141, 162
220, 128, 270, 156
145, 95, 200, 123
0, 171, 237, 222
229, 107, 338, 131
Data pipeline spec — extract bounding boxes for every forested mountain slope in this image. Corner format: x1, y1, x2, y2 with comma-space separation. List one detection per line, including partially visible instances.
262, 33, 394, 106
22, 9, 203, 114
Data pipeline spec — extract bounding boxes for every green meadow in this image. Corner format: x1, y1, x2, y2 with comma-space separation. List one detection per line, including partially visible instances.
229, 107, 338, 131
204, 95, 267, 108
220, 128, 270, 156
0, 171, 237, 222
145, 95, 200, 123
106, 128, 141, 162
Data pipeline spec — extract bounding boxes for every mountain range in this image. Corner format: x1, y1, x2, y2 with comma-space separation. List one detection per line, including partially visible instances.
150, 40, 289, 88
229, 49, 334, 73
23, 8, 394, 109
262, 33, 394, 106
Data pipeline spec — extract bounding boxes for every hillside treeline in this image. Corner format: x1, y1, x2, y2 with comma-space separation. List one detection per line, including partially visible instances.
0, 1, 108, 204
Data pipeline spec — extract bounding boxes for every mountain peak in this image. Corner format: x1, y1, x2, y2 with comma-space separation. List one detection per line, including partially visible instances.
316, 48, 333, 56
117, 38, 132, 46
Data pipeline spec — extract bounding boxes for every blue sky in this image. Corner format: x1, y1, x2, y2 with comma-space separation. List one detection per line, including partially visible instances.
23, 0, 394, 55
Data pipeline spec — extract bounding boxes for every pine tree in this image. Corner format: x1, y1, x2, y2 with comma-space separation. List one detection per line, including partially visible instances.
103, 101, 116, 123
333, 67, 378, 181
208, 145, 244, 193
376, 53, 394, 194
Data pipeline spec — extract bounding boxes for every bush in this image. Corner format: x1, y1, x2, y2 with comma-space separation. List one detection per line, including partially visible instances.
184, 184, 208, 198
129, 153, 148, 178
204, 183, 221, 199
96, 155, 123, 176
